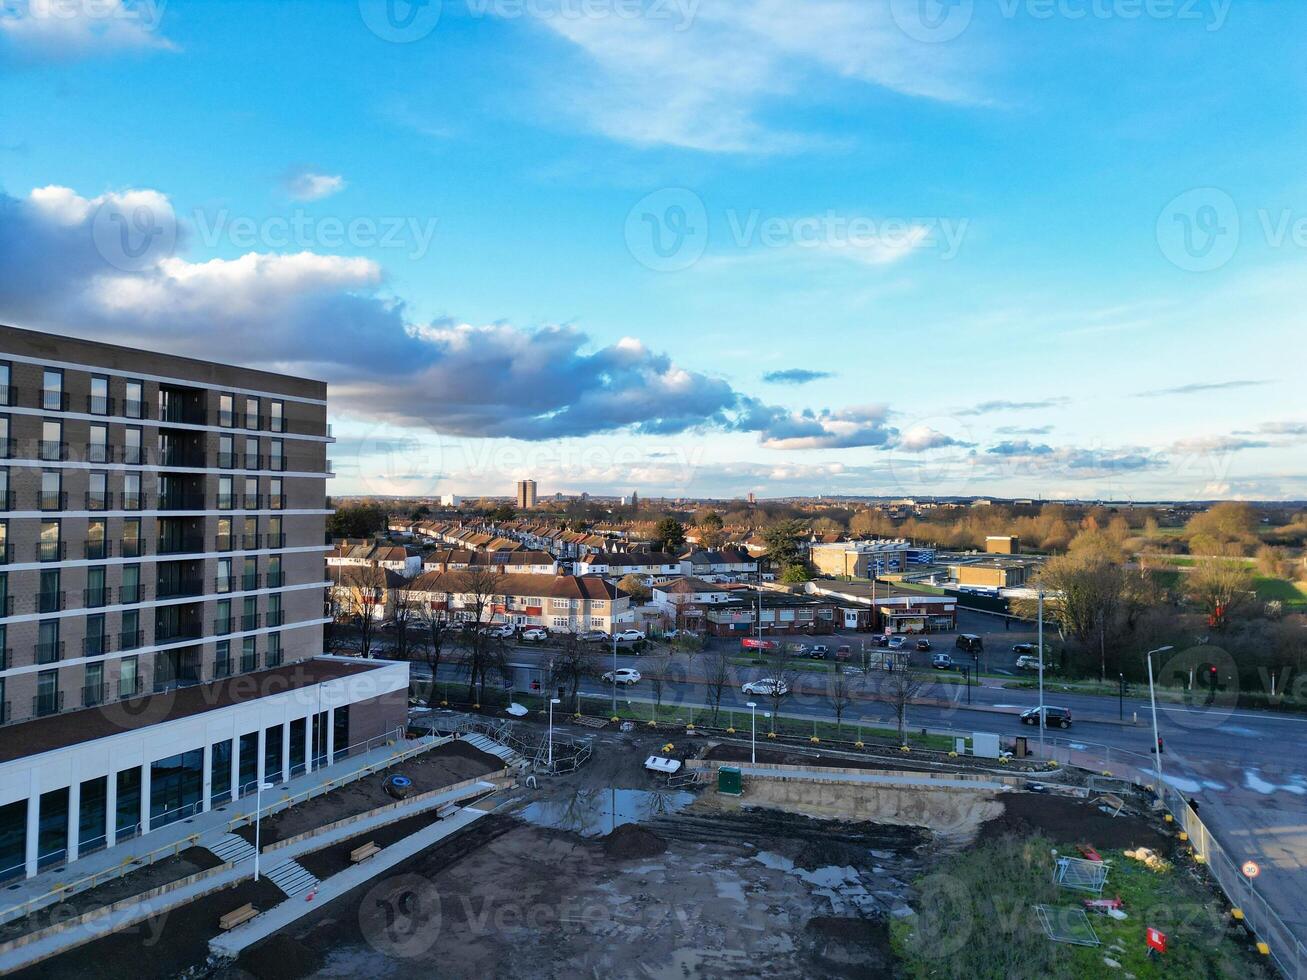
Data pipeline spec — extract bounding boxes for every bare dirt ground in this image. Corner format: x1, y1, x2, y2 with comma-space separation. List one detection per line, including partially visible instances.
980, 790, 1169, 850
234, 740, 503, 847
0, 846, 221, 945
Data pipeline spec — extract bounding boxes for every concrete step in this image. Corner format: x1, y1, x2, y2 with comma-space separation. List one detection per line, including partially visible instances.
209, 833, 258, 865
264, 859, 319, 897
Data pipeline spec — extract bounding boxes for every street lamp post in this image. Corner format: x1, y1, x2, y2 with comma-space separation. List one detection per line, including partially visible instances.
253, 780, 274, 881
548, 697, 561, 768
746, 701, 757, 764
1118, 672, 1125, 721
1146, 645, 1174, 799
1037, 589, 1046, 757
612, 633, 619, 716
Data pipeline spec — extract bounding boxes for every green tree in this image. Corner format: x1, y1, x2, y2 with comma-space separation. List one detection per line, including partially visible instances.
326, 503, 388, 539
652, 516, 686, 553
761, 519, 807, 572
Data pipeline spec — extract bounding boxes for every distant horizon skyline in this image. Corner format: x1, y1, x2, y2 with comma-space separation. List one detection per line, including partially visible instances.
3, 2, 1304, 501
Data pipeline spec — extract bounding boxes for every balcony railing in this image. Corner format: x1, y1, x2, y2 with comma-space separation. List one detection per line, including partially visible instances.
0, 700, 7, 724
123, 398, 147, 419
40, 390, 69, 412
265, 533, 286, 549
157, 493, 206, 511
240, 572, 260, 591
35, 540, 65, 562
120, 537, 143, 558
270, 415, 286, 433
0, 596, 13, 617
268, 494, 286, 510
241, 533, 261, 550
156, 535, 204, 555
83, 634, 109, 656
215, 534, 234, 552
84, 538, 112, 561
242, 494, 263, 510
217, 452, 237, 469
119, 582, 141, 604
266, 646, 283, 668
118, 674, 139, 698
33, 691, 64, 718
87, 394, 114, 416
39, 491, 67, 512
38, 590, 65, 613
242, 612, 261, 630
122, 446, 144, 465
265, 570, 285, 588
121, 493, 144, 511
156, 578, 204, 600
245, 414, 264, 431
82, 682, 106, 706
215, 576, 232, 594
216, 494, 235, 510
0, 647, 7, 670
217, 409, 235, 427
244, 455, 263, 470
159, 449, 204, 467
0, 544, 11, 565
87, 444, 114, 464
118, 629, 144, 651
214, 656, 232, 679
0, 385, 14, 407
84, 491, 113, 511
0, 437, 14, 459
155, 623, 203, 644
268, 456, 286, 472
265, 609, 285, 627
214, 616, 234, 635
240, 651, 259, 673
39, 440, 68, 461
83, 586, 109, 608
36, 639, 64, 664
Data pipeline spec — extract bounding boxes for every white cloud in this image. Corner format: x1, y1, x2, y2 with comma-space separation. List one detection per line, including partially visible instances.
0, 0, 175, 60
285, 169, 347, 202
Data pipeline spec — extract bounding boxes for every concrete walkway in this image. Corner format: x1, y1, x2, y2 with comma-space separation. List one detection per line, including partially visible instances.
208, 805, 490, 960
0, 734, 450, 928
734, 765, 1011, 792
0, 779, 497, 974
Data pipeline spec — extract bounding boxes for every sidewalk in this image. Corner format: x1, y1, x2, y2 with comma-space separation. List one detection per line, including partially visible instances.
0, 733, 445, 927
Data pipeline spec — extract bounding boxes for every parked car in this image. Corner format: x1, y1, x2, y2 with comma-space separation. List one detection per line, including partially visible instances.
665, 629, 697, 641
916, 638, 932, 652
887, 635, 906, 649
742, 678, 790, 697
578, 630, 609, 643
1012, 642, 1036, 656
520, 627, 549, 642
602, 668, 642, 686
808, 644, 829, 659
872, 634, 889, 648
835, 644, 852, 661
1015, 654, 1046, 672
931, 653, 954, 670
487, 624, 515, 639
955, 634, 984, 656
1020, 705, 1072, 729
614, 629, 647, 643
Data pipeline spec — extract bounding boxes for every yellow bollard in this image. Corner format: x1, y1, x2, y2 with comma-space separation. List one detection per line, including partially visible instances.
1231, 908, 1244, 921
1164, 814, 1174, 823
1256, 941, 1270, 956
1178, 831, 1188, 841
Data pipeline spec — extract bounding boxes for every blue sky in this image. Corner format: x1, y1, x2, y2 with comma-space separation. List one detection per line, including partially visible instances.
1, 0, 1303, 501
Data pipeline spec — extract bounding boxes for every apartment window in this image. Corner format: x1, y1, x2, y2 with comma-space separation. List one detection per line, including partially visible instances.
245, 396, 260, 429
85, 567, 107, 608
266, 632, 282, 668
219, 433, 234, 469
124, 425, 143, 464
0, 573, 8, 619
84, 661, 105, 706
218, 476, 234, 510
89, 375, 110, 415
243, 476, 259, 509
84, 614, 107, 657
269, 399, 285, 433
216, 516, 233, 551
88, 471, 109, 510
552, 617, 569, 628
267, 591, 283, 627
216, 598, 232, 634
122, 472, 141, 510
0, 467, 8, 511
241, 636, 257, 672
88, 422, 109, 463
217, 557, 232, 593
120, 608, 141, 651
125, 380, 144, 419
269, 477, 283, 509
219, 393, 234, 427
121, 564, 140, 604
242, 515, 258, 549
267, 515, 283, 548
41, 368, 64, 411
40, 471, 62, 511
35, 669, 60, 717
214, 640, 232, 678
242, 595, 258, 630
121, 517, 141, 557
40, 419, 64, 460
119, 656, 139, 697
266, 553, 283, 588
269, 439, 284, 471
242, 557, 258, 591
0, 519, 7, 565
38, 519, 60, 562
86, 518, 107, 560
0, 362, 10, 406
39, 568, 62, 613
0, 415, 10, 458
244, 435, 259, 469
36, 619, 61, 664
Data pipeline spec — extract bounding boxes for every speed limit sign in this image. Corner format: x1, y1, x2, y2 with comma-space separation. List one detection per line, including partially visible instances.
1242, 861, 1260, 879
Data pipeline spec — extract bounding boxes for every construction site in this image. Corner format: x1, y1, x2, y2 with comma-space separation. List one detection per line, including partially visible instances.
0, 709, 1278, 979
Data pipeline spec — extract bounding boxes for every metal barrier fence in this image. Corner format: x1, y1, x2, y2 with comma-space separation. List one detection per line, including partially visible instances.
1043, 735, 1304, 979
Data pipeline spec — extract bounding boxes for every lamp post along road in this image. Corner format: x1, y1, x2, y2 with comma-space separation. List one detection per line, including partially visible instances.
612, 633, 619, 716
1146, 645, 1173, 797
1037, 589, 1046, 757
548, 697, 560, 768
747, 701, 757, 764
253, 781, 274, 882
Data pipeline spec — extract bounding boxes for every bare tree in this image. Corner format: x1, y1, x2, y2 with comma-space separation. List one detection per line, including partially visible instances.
703, 647, 733, 726
764, 648, 798, 733
1188, 557, 1255, 629
828, 668, 854, 734
452, 567, 510, 704
555, 632, 599, 713
333, 567, 388, 659
647, 651, 672, 724
882, 664, 927, 745
390, 580, 420, 662
414, 578, 454, 703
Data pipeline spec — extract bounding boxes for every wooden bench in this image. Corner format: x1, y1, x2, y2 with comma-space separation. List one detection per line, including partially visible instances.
219, 903, 258, 930
350, 842, 381, 863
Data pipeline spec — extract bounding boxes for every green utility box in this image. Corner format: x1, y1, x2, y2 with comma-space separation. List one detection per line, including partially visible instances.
718, 766, 742, 796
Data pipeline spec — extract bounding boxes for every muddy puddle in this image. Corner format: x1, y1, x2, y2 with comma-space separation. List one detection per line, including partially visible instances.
519, 787, 695, 836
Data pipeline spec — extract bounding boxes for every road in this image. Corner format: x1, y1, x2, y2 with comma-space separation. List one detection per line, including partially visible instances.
408, 633, 1307, 958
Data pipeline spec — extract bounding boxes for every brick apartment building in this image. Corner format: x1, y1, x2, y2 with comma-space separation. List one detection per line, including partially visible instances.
0, 324, 408, 882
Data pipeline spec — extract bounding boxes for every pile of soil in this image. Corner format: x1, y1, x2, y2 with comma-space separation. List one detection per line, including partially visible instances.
601, 823, 667, 860
792, 838, 873, 873
983, 792, 1168, 850
239, 931, 325, 979
804, 916, 895, 975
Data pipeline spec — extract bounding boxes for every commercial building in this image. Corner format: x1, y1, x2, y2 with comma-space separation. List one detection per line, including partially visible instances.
515, 479, 537, 510
805, 580, 958, 633
808, 539, 936, 578
985, 535, 1019, 554
0, 324, 407, 882
950, 560, 1031, 589
699, 589, 837, 638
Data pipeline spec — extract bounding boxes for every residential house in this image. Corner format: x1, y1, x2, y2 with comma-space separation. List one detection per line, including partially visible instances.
407, 573, 630, 633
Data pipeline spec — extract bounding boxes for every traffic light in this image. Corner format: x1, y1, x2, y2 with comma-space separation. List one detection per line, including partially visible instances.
1156, 736, 1164, 755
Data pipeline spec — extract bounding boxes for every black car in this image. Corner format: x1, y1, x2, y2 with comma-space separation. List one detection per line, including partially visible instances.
1020, 705, 1072, 729
916, 638, 932, 652
873, 634, 889, 647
